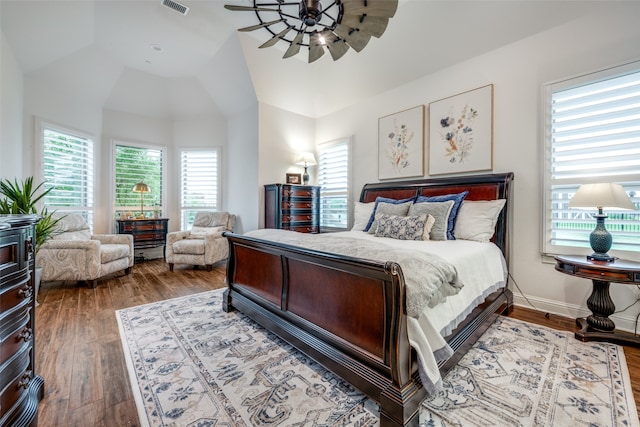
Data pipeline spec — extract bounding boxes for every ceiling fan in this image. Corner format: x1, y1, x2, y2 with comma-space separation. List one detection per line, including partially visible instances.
224, 0, 398, 63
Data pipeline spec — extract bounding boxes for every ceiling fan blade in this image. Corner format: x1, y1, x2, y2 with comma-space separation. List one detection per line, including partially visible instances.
309, 32, 326, 64
326, 38, 349, 61
259, 27, 293, 48
283, 31, 304, 58
334, 24, 371, 52
340, 15, 389, 38
318, 31, 349, 61
341, 0, 398, 18
224, 5, 280, 13
308, 42, 325, 63
238, 19, 284, 32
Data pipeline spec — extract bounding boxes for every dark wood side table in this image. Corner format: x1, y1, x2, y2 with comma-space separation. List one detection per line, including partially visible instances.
554, 255, 640, 347
116, 218, 169, 261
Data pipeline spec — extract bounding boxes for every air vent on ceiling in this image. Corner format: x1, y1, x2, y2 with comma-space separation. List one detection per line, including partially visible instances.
162, 0, 189, 15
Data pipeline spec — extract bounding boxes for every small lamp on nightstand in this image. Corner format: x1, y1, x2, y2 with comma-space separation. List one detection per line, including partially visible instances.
132, 181, 151, 218
568, 182, 636, 262
296, 152, 317, 185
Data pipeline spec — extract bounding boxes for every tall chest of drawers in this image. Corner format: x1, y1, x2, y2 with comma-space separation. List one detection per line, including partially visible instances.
0, 215, 44, 427
264, 184, 320, 233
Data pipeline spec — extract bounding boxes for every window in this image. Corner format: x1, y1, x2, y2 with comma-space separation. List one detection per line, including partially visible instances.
114, 142, 165, 219
180, 148, 221, 229
38, 121, 94, 228
543, 61, 640, 256
317, 138, 351, 231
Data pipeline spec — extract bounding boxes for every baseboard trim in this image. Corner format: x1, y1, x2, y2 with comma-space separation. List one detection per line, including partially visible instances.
513, 294, 640, 335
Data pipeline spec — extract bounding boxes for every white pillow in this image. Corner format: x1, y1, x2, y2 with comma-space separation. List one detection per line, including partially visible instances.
453, 199, 506, 243
351, 202, 375, 231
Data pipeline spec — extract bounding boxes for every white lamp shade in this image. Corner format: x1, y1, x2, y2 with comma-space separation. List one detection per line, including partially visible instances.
568, 183, 635, 210
296, 152, 317, 166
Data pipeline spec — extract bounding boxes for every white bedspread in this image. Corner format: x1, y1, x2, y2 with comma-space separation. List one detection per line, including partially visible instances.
243, 229, 508, 394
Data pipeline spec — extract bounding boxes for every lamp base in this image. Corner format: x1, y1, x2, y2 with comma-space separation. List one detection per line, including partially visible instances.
302, 166, 309, 185
587, 253, 616, 263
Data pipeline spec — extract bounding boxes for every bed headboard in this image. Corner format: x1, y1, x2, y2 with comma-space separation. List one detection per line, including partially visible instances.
359, 172, 514, 264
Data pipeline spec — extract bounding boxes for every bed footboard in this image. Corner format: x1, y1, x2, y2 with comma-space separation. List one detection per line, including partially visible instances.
222, 233, 426, 426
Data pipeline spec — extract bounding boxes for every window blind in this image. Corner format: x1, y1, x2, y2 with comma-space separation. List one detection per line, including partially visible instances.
544, 63, 640, 255
114, 143, 164, 217
180, 149, 220, 229
318, 138, 350, 231
41, 124, 94, 227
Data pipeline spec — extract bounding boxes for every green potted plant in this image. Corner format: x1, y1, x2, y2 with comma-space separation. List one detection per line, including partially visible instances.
0, 177, 63, 301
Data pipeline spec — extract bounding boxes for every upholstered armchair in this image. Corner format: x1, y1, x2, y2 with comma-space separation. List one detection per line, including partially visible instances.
35, 213, 134, 288
166, 211, 236, 271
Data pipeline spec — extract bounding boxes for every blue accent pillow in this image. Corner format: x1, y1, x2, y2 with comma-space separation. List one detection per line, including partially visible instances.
364, 196, 416, 232
415, 191, 469, 239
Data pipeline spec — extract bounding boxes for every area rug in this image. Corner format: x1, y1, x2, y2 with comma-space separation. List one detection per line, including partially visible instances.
116, 289, 639, 427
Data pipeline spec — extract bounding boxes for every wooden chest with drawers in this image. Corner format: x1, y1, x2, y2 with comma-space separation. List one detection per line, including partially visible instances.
264, 184, 320, 233
0, 215, 44, 427
116, 218, 169, 255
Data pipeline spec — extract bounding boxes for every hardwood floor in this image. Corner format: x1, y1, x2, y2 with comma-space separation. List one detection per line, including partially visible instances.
34, 259, 640, 426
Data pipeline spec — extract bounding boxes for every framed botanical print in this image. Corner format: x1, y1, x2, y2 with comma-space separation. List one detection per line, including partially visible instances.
428, 84, 493, 175
378, 105, 425, 180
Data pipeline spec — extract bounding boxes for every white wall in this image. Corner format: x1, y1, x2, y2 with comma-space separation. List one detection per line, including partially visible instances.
227, 104, 259, 234
312, 4, 640, 331
258, 103, 316, 228
0, 30, 24, 179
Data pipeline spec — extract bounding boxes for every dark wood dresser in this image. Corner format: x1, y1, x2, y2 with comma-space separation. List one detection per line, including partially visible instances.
116, 218, 169, 255
264, 184, 320, 233
0, 215, 44, 427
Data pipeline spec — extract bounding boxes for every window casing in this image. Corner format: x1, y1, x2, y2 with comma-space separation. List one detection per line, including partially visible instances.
113, 141, 165, 219
543, 60, 640, 257
180, 148, 221, 229
38, 120, 94, 228
317, 138, 351, 232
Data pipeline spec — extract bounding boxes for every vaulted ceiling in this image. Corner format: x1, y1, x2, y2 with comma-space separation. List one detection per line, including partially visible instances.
1, 0, 608, 119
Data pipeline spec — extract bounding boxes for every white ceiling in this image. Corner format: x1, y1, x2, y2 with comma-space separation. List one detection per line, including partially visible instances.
0, 0, 609, 119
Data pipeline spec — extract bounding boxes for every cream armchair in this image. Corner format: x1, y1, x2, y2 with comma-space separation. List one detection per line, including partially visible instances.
36, 213, 133, 288
166, 211, 235, 271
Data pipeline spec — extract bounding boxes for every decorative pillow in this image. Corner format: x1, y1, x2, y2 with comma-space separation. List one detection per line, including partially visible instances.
193, 211, 229, 227
375, 214, 428, 240
415, 191, 469, 240
364, 196, 415, 232
453, 199, 506, 243
408, 200, 454, 241
421, 214, 436, 241
351, 202, 375, 231
367, 201, 413, 234
188, 226, 224, 239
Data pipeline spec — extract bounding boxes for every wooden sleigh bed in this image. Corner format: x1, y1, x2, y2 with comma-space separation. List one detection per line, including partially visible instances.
222, 172, 514, 426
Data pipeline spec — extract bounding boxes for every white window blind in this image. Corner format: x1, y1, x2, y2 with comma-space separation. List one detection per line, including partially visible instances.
318, 138, 350, 231
114, 142, 164, 218
180, 149, 221, 229
40, 122, 94, 228
544, 62, 640, 256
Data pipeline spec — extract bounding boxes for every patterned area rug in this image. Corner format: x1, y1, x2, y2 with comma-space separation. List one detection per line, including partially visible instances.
116, 290, 639, 427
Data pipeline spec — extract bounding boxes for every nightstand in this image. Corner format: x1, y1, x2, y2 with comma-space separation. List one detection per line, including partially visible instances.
554, 255, 640, 347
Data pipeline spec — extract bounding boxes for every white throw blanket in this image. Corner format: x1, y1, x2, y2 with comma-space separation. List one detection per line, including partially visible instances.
244, 229, 463, 318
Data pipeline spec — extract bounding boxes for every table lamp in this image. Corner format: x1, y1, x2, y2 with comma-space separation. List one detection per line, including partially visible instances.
296, 152, 317, 185
568, 182, 635, 262
132, 181, 151, 218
